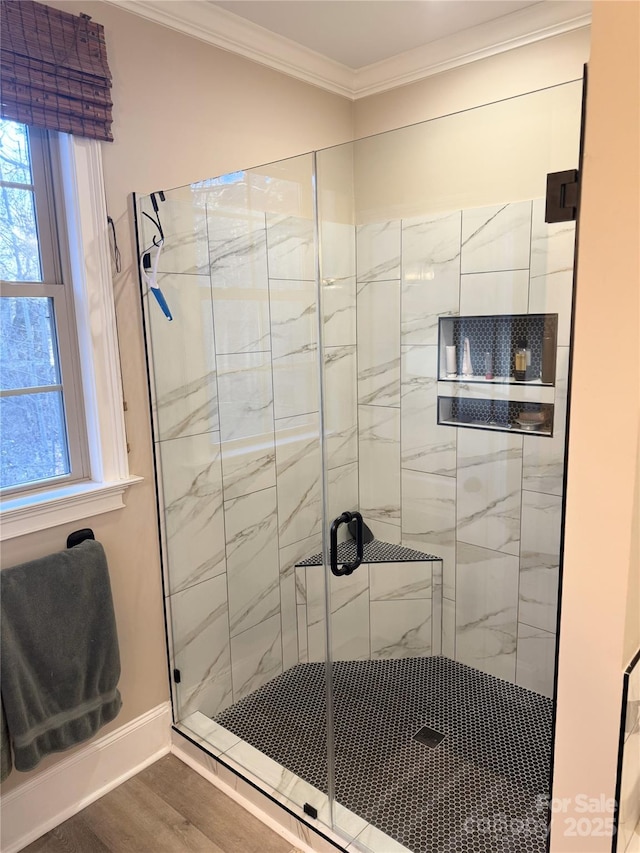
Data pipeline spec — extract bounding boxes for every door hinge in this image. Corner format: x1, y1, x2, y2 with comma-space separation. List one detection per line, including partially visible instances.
546, 169, 579, 223
173, 668, 181, 684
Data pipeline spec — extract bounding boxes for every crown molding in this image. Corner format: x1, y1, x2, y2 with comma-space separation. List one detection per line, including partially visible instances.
105, 0, 354, 97
105, 0, 591, 101
353, 3, 592, 98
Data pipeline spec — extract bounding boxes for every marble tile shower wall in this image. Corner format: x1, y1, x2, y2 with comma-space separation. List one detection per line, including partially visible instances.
355, 199, 575, 698
148, 204, 359, 722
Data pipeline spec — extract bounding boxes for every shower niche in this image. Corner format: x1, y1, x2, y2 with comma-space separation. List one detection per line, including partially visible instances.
437, 313, 559, 435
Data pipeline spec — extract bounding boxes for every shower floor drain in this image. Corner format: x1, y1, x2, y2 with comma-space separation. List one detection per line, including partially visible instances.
413, 725, 446, 748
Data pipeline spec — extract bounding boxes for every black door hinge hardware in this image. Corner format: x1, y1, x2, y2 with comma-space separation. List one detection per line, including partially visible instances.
173, 668, 181, 684
546, 169, 579, 223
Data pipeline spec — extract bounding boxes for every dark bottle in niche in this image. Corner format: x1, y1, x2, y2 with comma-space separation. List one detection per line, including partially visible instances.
541, 325, 557, 384
514, 338, 531, 381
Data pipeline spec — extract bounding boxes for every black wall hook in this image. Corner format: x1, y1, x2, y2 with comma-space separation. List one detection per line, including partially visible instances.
67, 528, 95, 548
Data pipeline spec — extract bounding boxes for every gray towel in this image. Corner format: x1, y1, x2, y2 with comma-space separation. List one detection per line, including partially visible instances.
1, 698, 11, 781
0, 540, 122, 772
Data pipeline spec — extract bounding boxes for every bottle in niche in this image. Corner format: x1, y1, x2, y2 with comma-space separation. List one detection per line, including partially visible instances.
514, 339, 528, 381
541, 328, 556, 384
484, 352, 494, 380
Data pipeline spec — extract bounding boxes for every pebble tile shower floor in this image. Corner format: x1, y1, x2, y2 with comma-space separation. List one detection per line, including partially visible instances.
214, 656, 553, 853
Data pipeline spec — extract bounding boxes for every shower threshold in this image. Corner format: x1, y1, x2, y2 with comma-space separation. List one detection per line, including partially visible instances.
184, 656, 553, 853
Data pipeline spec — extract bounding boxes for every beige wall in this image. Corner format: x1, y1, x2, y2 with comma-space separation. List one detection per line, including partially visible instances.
0, 0, 353, 796
551, 2, 640, 850
354, 27, 590, 139
350, 80, 582, 223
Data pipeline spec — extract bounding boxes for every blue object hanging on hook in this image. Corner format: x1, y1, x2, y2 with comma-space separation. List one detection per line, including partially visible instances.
151, 286, 173, 320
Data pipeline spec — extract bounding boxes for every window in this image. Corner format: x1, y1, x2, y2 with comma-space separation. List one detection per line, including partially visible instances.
0, 118, 88, 494
0, 126, 140, 540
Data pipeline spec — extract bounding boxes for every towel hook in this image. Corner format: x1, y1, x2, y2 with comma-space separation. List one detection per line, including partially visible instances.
66, 528, 95, 549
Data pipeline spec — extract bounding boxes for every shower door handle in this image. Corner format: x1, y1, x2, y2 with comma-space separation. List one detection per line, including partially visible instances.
330, 511, 364, 577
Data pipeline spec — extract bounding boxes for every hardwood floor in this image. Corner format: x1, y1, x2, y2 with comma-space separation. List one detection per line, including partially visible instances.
23, 755, 302, 853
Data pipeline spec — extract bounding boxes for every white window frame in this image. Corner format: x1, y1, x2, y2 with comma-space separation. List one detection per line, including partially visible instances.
0, 135, 141, 540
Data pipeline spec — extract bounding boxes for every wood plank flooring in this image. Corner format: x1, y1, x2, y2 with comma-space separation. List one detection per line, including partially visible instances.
23, 754, 303, 853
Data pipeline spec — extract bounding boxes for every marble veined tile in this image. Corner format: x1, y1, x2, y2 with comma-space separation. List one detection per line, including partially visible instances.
217, 352, 273, 443
208, 209, 268, 287
455, 542, 518, 681
442, 596, 455, 659
522, 347, 569, 496
330, 567, 370, 662
323, 345, 358, 469
357, 279, 401, 407
369, 519, 401, 544
170, 573, 232, 719
224, 486, 280, 638
322, 276, 356, 348
301, 577, 325, 664
286, 535, 322, 609
401, 211, 461, 345
324, 564, 370, 660
328, 461, 359, 543
280, 562, 298, 671
370, 599, 432, 659
279, 533, 321, 669
281, 534, 323, 591
209, 210, 270, 355
159, 431, 225, 595
210, 288, 270, 357
348, 822, 413, 853
179, 712, 240, 755
220, 431, 275, 500
431, 558, 442, 655
230, 613, 283, 703
295, 567, 306, 606
356, 220, 401, 282
516, 623, 556, 698
358, 405, 400, 529
320, 219, 356, 284
618, 723, 640, 853
401, 469, 456, 600
307, 564, 370, 662
147, 195, 209, 276
626, 664, 640, 741
266, 214, 315, 281
223, 740, 366, 841
519, 490, 562, 633
270, 278, 318, 419
401, 345, 456, 476
457, 428, 523, 556
149, 273, 217, 440
460, 270, 529, 316
369, 561, 432, 601
460, 201, 532, 274
275, 412, 322, 548
297, 604, 308, 662
529, 197, 576, 347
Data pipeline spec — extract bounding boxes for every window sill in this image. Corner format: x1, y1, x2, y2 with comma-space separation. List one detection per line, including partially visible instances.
0, 476, 143, 541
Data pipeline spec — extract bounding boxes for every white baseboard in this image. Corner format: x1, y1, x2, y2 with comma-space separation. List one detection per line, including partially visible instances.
0, 701, 172, 853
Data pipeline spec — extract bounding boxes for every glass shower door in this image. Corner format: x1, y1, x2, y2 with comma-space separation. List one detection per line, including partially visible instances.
138, 153, 336, 828
138, 75, 583, 853
316, 79, 583, 852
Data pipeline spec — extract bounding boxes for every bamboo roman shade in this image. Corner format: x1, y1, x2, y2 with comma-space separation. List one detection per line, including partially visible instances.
0, 0, 113, 142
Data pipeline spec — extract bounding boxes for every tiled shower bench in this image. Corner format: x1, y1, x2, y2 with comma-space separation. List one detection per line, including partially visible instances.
294, 540, 442, 663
